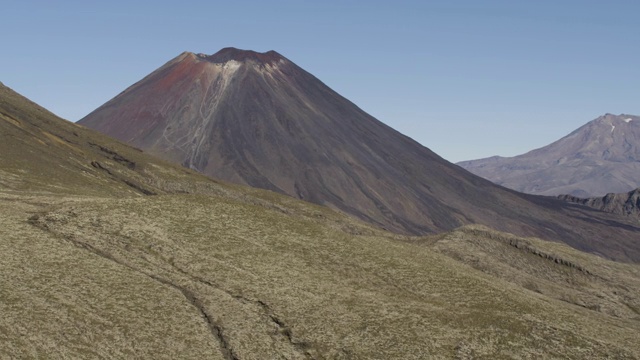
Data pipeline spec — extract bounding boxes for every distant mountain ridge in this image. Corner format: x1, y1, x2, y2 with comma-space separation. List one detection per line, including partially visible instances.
458, 114, 640, 197
79, 49, 640, 261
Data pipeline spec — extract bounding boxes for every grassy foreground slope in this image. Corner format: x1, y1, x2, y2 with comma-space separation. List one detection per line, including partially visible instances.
1, 82, 639, 358
1, 192, 639, 359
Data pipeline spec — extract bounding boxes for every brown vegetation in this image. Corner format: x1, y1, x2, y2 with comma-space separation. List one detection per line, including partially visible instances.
1, 81, 640, 358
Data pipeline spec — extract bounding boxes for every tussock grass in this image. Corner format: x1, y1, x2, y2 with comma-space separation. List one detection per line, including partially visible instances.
1, 82, 639, 358
2, 192, 638, 359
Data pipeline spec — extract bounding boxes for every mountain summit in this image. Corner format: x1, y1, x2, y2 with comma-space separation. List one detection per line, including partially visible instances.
203, 47, 285, 64
459, 114, 640, 197
79, 49, 640, 261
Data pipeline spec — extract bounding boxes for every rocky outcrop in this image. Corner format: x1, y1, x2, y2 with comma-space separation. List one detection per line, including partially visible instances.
559, 188, 640, 217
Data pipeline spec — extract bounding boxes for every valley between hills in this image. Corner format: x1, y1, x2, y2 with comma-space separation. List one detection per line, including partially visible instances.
1, 48, 640, 359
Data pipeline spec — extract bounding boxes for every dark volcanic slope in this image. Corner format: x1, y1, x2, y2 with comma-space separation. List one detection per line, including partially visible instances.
79, 49, 640, 262
459, 114, 640, 197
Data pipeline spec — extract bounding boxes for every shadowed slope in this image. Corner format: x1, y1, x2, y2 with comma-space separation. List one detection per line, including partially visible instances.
0, 81, 231, 197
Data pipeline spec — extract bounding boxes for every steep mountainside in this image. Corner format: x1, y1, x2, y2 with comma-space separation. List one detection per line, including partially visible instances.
79, 49, 640, 262
459, 114, 640, 197
0, 81, 230, 197
559, 188, 640, 217
2, 82, 640, 358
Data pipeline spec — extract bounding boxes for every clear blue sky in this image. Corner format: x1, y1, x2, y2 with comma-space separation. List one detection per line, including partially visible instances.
2, 0, 638, 162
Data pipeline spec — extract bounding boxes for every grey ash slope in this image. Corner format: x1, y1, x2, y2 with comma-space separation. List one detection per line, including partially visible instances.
459, 114, 640, 197
80, 49, 640, 262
